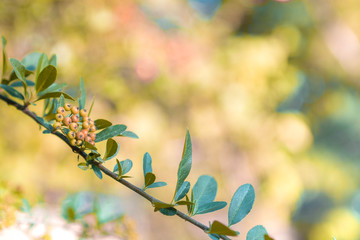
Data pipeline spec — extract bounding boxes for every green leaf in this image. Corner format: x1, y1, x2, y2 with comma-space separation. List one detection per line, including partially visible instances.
92, 165, 103, 179
78, 162, 89, 170
1, 36, 7, 78
196, 201, 227, 215
175, 130, 192, 194
159, 207, 177, 216
34, 116, 52, 130
36, 65, 57, 93
192, 175, 218, 215
207, 221, 238, 237
37, 83, 67, 96
9, 69, 32, 82
49, 54, 57, 67
79, 77, 86, 110
265, 234, 274, 240
174, 181, 190, 202
113, 159, 133, 175
175, 200, 194, 206
21, 52, 41, 71
144, 172, 156, 188
21, 198, 31, 213
36, 91, 74, 101
228, 183, 255, 226
152, 200, 174, 210
59, 94, 65, 108
9, 80, 35, 87
88, 97, 95, 117
84, 141, 97, 150
94, 119, 112, 130
0, 84, 24, 100
9, 58, 27, 95
95, 124, 127, 142
35, 53, 48, 80
147, 181, 167, 189
103, 138, 119, 161
118, 131, 139, 139
246, 225, 268, 240
143, 152, 153, 177
115, 159, 122, 179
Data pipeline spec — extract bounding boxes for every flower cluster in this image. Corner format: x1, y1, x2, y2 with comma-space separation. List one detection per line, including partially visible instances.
52, 103, 96, 146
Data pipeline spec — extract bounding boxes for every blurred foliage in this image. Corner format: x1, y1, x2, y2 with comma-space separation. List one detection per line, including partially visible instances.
2, 0, 360, 239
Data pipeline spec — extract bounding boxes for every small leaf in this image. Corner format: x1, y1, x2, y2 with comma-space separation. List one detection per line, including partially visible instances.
152, 200, 174, 210
0, 84, 24, 100
36, 91, 74, 101
103, 138, 119, 161
84, 141, 97, 150
147, 181, 167, 189
35, 53, 48, 80
246, 225, 268, 240
196, 201, 227, 215
9, 80, 35, 87
115, 159, 122, 179
49, 54, 57, 67
144, 172, 156, 188
118, 131, 139, 139
174, 181, 190, 202
78, 163, 89, 170
9, 69, 33, 82
207, 221, 238, 237
79, 77, 86, 110
1, 36, 7, 78
9, 58, 26, 81
94, 119, 112, 130
95, 124, 127, 142
143, 152, 153, 177
92, 165, 103, 179
176, 200, 194, 206
36, 65, 57, 93
192, 175, 218, 215
175, 130, 192, 194
37, 83, 67, 96
159, 207, 177, 216
59, 94, 65, 108
228, 183, 255, 226
113, 159, 133, 176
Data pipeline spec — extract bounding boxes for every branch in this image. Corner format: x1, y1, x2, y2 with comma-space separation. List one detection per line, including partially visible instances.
0, 94, 232, 240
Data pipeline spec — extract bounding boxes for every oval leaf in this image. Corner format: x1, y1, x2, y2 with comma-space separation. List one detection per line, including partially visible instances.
118, 131, 139, 139
103, 138, 119, 161
37, 83, 67, 96
246, 225, 268, 240
9, 58, 26, 81
147, 182, 167, 189
143, 152, 153, 177
144, 172, 156, 188
0, 84, 24, 100
49, 54, 57, 67
159, 207, 177, 216
175, 130, 192, 193
94, 119, 112, 130
192, 175, 218, 215
95, 124, 127, 142
113, 159, 133, 176
10, 80, 35, 87
228, 183, 255, 226
174, 181, 190, 202
207, 221, 238, 236
196, 201, 227, 215
84, 141, 97, 150
36, 65, 57, 93
92, 165, 103, 179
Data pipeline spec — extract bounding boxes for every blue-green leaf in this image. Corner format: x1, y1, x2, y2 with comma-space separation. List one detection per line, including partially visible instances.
59, 94, 65, 108
9, 58, 26, 81
174, 181, 190, 202
95, 124, 127, 142
0, 84, 24, 100
228, 183, 255, 226
192, 175, 218, 215
159, 207, 177, 216
36, 91, 74, 101
49, 54, 57, 67
209, 234, 220, 240
147, 181, 167, 189
103, 138, 119, 161
207, 221, 238, 236
118, 131, 139, 139
113, 159, 133, 175
246, 225, 268, 240
94, 119, 112, 130
35, 116, 52, 130
196, 201, 227, 215
175, 130, 192, 194
79, 77, 86, 110
9, 80, 35, 87
35, 53, 48, 80
21, 52, 41, 71
143, 152, 153, 177
36, 65, 57, 93
144, 172, 156, 188
92, 165, 103, 179
37, 83, 67, 96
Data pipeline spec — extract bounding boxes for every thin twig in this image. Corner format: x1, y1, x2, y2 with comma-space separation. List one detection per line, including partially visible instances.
0, 94, 232, 240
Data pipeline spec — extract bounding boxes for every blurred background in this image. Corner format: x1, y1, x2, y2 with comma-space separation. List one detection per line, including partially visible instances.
1, 0, 360, 239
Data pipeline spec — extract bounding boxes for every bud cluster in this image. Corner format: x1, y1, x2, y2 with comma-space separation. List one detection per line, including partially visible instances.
52, 103, 96, 146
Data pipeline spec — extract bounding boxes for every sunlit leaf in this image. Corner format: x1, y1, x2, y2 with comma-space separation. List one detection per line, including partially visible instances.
174, 181, 190, 202
0, 84, 24, 100
144, 172, 156, 188
175, 200, 194, 206
228, 183, 255, 226
35, 53, 48, 80
88, 96, 95, 117
79, 77, 86, 110
103, 138, 119, 161
207, 221, 238, 236
246, 225, 268, 240
118, 131, 139, 139
37, 83, 67, 96
49, 54, 57, 67
195, 201, 227, 215
175, 130, 192, 195
36, 65, 57, 93
84, 141, 97, 150
94, 119, 112, 130
113, 159, 133, 176
152, 200, 174, 210
36, 91, 74, 101
147, 181, 167, 189
92, 165, 103, 179
9, 58, 27, 94
143, 152, 153, 177
192, 175, 218, 215
95, 124, 127, 142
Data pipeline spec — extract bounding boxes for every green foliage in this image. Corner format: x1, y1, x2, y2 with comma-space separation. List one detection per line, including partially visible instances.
228, 183, 255, 227
35, 65, 57, 93
95, 124, 127, 142
246, 225, 268, 240
174, 181, 190, 202
103, 138, 119, 161
142, 152, 167, 190
113, 159, 133, 179
92, 165, 103, 179
1, 36, 7, 78
207, 221, 238, 236
79, 77, 86, 110
94, 119, 112, 130
0, 84, 24, 100
175, 130, 192, 194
